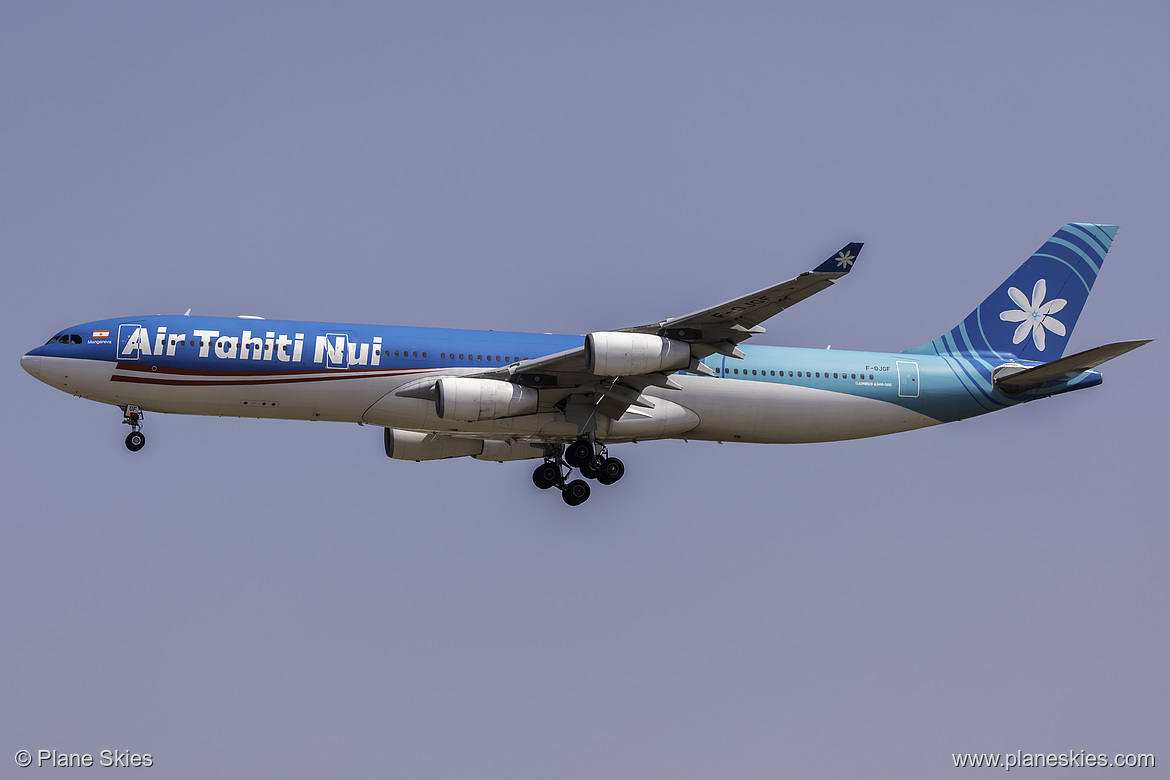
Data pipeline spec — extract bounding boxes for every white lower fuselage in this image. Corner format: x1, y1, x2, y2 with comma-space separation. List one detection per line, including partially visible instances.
29, 350, 943, 445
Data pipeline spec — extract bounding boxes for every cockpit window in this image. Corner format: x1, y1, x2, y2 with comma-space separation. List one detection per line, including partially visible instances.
70, 334, 82, 344
46, 336, 61, 345
57, 335, 71, 344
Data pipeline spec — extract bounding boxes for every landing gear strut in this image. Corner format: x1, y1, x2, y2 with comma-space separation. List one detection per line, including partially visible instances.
122, 405, 145, 452
530, 440, 625, 506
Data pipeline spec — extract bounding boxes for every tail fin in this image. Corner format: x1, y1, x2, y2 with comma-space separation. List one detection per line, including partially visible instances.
906, 223, 1118, 361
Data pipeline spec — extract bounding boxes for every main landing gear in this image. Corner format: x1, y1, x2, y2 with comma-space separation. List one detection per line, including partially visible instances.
122, 405, 146, 452
531, 439, 624, 506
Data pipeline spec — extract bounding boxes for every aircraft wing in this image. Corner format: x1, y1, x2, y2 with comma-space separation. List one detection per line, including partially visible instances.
473, 242, 864, 430
618, 242, 864, 359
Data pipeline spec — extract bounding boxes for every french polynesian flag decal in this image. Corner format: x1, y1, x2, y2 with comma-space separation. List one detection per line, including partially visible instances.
93, 329, 110, 339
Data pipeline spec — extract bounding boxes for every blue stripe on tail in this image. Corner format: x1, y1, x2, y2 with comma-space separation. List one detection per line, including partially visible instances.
904, 224, 1117, 408
907, 223, 1115, 362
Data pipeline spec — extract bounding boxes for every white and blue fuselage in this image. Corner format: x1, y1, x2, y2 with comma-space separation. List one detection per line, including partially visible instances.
21, 224, 1143, 505
21, 314, 1095, 443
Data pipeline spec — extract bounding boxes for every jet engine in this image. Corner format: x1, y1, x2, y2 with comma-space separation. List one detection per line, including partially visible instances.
384, 429, 483, 460
383, 429, 546, 462
584, 332, 691, 376
434, 377, 539, 422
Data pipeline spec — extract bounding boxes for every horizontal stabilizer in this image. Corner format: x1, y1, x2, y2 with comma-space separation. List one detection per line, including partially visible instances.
995, 339, 1152, 394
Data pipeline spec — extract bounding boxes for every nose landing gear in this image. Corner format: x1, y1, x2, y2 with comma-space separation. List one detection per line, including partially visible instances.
122, 406, 145, 452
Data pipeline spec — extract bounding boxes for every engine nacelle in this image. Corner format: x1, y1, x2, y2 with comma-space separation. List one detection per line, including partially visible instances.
584, 332, 691, 376
384, 428, 483, 461
434, 377, 539, 422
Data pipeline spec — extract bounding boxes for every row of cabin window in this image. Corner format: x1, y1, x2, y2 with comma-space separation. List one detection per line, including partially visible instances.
438, 353, 527, 362
716, 367, 876, 380
148, 341, 531, 363
41, 335, 874, 382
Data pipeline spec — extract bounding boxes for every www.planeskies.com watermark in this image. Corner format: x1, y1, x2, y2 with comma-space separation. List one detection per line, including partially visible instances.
953, 750, 1154, 770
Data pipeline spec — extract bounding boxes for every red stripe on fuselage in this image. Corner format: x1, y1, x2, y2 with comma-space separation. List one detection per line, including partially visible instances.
112, 362, 419, 378
109, 364, 431, 386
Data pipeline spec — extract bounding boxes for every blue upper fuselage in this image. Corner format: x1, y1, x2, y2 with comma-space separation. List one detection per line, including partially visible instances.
24, 313, 1103, 426
27, 315, 585, 374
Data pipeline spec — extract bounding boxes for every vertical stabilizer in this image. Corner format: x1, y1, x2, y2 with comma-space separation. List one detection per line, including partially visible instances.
907, 223, 1117, 361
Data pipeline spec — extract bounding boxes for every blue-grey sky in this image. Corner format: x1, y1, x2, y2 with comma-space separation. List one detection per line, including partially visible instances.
3, 3, 1166, 778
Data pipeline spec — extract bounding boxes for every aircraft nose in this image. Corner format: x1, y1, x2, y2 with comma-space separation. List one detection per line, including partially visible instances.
21, 352, 41, 378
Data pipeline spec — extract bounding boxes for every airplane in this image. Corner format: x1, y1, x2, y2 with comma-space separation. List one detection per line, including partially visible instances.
21, 223, 1150, 506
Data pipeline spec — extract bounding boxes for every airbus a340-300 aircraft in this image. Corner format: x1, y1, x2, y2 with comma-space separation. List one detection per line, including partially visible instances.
22, 224, 1149, 506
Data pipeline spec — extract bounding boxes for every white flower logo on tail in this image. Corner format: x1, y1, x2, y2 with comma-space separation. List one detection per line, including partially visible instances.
834, 250, 855, 269
999, 278, 1067, 352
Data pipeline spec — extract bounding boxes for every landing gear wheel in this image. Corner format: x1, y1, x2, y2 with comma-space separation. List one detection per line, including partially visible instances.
597, 457, 624, 485
532, 462, 560, 490
562, 479, 591, 506
125, 431, 146, 452
578, 459, 600, 480
565, 440, 594, 468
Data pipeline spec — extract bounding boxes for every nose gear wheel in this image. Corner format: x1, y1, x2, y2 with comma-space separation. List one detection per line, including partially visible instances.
122, 406, 146, 452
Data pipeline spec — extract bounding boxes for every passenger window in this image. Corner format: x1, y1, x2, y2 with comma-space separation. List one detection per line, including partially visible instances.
797, 371, 802, 377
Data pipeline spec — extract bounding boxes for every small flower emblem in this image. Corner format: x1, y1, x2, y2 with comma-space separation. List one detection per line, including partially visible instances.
999, 278, 1067, 352
834, 250, 855, 270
